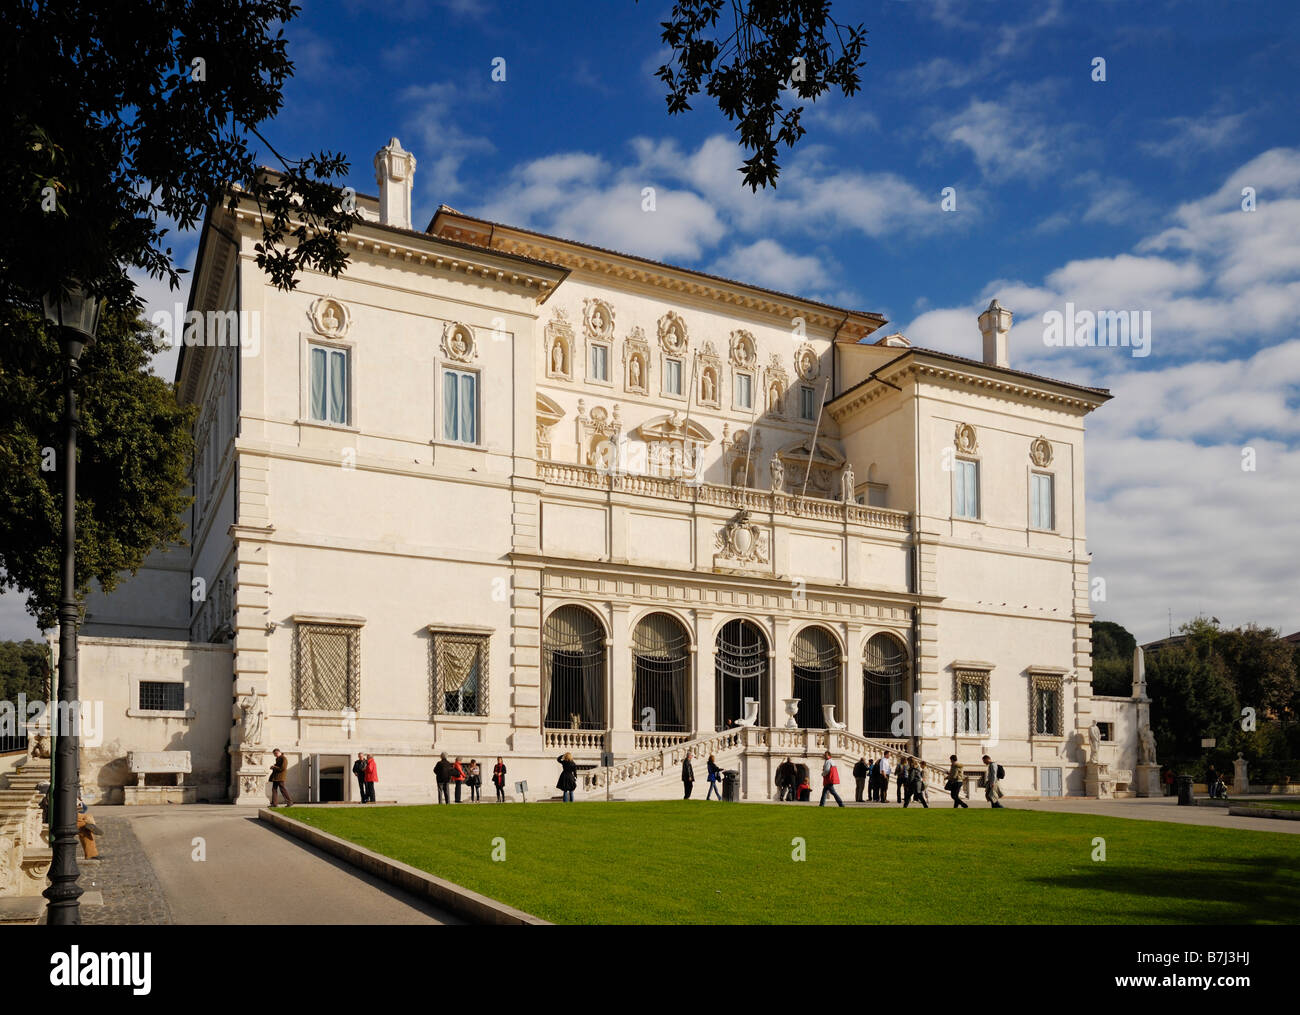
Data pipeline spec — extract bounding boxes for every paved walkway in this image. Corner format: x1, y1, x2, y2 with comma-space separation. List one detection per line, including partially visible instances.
79, 805, 460, 924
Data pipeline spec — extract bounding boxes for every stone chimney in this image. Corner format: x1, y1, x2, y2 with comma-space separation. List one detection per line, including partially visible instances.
374, 138, 417, 230
978, 298, 1013, 368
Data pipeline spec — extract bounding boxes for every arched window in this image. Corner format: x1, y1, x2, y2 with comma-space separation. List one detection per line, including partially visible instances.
632, 613, 690, 733
792, 626, 840, 728
715, 619, 770, 729
863, 633, 909, 737
543, 606, 606, 731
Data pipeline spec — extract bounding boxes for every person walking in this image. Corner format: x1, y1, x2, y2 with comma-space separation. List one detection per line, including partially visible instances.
556, 752, 578, 802
467, 759, 481, 802
896, 756, 907, 803
775, 757, 795, 801
819, 751, 845, 807
878, 752, 892, 804
907, 760, 929, 808
983, 754, 1005, 808
682, 751, 696, 799
492, 757, 507, 803
434, 752, 454, 804
705, 754, 723, 800
946, 755, 968, 808
452, 757, 467, 802
364, 753, 378, 803
268, 748, 292, 807
352, 753, 368, 802
852, 757, 868, 802
1206, 765, 1219, 799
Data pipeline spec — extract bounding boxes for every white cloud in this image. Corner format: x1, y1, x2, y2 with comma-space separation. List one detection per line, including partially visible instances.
1140, 111, 1249, 160
708, 240, 830, 296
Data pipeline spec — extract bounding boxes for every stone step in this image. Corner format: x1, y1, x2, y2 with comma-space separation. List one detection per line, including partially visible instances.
0, 897, 46, 924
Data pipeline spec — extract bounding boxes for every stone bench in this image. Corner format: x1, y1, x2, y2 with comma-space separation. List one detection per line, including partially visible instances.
123, 751, 196, 806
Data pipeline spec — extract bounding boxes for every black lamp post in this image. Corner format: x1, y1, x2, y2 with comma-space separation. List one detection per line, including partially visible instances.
40, 283, 100, 926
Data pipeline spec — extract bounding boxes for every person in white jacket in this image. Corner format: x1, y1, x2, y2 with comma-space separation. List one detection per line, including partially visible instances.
983, 754, 1005, 808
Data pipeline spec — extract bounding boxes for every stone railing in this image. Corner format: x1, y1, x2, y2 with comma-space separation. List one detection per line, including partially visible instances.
824, 730, 950, 792
544, 729, 607, 753
583, 728, 746, 792
633, 731, 692, 753
538, 462, 911, 532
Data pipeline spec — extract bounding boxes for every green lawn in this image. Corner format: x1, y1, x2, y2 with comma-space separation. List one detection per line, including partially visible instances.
1237, 799, 1300, 811
281, 802, 1300, 924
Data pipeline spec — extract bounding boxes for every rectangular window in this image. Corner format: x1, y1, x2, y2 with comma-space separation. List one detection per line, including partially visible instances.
432, 632, 490, 717
954, 459, 979, 519
1031, 673, 1065, 737
1031, 472, 1054, 529
736, 373, 752, 409
591, 344, 609, 382
957, 676, 989, 735
139, 681, 184, 712
664, 358, 682, 395
800, 385, 816, 420
309, 345, 349, 425
442, 369, 478, 445
295, 622, 361, 711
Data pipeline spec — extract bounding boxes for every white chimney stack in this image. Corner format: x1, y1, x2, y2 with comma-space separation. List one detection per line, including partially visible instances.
374, 137, 417, 230
978, 298, 1013, 368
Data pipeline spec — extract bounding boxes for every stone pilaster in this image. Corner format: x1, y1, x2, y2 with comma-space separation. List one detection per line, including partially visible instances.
608, 603, 633, 755
694, 609, 716, 734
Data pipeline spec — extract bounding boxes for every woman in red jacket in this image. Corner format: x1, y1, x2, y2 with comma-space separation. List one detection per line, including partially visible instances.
363, 754, 378, 803
452, 756, 466, 803
492, 757, 507, 803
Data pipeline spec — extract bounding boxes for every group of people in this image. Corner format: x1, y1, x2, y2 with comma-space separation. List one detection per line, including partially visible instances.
432, 753, 509, 803
680, 752, 725, 799
351, 753, 379, 802
1204, 764, 1230, 800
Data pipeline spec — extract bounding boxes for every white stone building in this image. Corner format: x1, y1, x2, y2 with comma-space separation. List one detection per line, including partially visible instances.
76, 139, 1143, 805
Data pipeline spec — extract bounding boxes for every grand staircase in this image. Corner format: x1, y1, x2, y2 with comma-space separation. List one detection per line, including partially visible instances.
580, 726, 955, 801
0, 753, 51, 915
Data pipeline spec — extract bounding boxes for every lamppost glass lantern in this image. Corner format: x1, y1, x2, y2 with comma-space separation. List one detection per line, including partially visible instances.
42, 284, 102, 359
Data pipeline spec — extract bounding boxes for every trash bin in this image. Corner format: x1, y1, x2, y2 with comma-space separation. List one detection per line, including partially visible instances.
722, 770, 739, 802
1176, 775, 1194, 806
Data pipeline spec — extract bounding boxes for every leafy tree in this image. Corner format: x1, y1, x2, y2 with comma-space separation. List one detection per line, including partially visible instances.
1215, 624, 1298, 726
0, 304, 194, 629
0, 640, 50, 705
1090, 619, 1136, 696
1145, 636, 1238, 766
649, 0, 868, 190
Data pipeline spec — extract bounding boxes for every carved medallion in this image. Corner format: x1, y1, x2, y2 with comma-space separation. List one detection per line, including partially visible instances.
1029, 436, 1053, 467
955, 422, 978, 455
794, 342, 819, 381
583, 298, 615, 340
310, 298, 350, 339
658, 311, 688, 353
441, 322, 477, 363
714, 510, 770, 565
730, 329, 756, 367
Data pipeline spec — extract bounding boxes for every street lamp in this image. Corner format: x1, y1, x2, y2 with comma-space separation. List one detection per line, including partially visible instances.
41, 282, 100, 926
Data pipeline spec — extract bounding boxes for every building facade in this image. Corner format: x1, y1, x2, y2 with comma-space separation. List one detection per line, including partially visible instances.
77, 139, 1139, 805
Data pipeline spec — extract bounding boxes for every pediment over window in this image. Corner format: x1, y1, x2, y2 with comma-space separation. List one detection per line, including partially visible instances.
777, 436, 844, 469
536, 391, 565, 428
634, 412, 715, 446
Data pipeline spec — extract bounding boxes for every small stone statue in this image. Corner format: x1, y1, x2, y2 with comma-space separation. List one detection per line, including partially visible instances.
1089, 721, 1102, 761
841, 466, 855, 502
769, 454, 785, 492
31, 732, 51, 759
238, 692, 265, 747
1138, 724, 1157, 765
552, 341, 565, 373
630, 356, 641, 387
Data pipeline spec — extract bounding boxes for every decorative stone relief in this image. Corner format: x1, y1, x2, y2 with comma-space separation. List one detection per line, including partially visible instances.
310, 297, 350, 339
720, 425, 761, 487
764, 353, 789, 417
730, 329, 756, 368
1029, 435, 1053, 467
583, 298, 615, 341
955, 422, 978, 455
698, 341, 722, 409
536, 392, 564, 461
658, 311, 689, 354
576, 399, 622, 467
546, 308, 575, 381
794, 342, 819, 382
236, 692, 265, 747
440, 321, 477, 363
714, 510, 770, 566
623, 326, 650, 395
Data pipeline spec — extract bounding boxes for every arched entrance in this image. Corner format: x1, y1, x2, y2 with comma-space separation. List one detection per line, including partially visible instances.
715, 619, 769, 728
863, 633, 909, 737
631, 613, 690, 733
542, 605, 607, 731
792, 625, 840, 728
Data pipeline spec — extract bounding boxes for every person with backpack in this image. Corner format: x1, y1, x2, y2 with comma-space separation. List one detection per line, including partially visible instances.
905, 760, 929, 808
946, 755, 968, 808
982, 754, 1005, 808
492, 757, 507, 803
705, 754, 723, 800
819, 751, 845, 807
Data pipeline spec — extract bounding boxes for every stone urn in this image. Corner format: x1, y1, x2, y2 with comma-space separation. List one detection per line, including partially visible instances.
822, 704, 846, 730
782, 697, 801, 729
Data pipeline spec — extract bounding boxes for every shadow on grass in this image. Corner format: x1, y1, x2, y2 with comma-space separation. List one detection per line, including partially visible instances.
1026, 853, 1300, 924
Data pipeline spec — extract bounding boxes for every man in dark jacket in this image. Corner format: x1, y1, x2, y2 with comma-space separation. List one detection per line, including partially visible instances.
682, 752, 695, 799
268, 749, 292, 807
853, 757, 868, 802
433, 752, 454, 804
776, 757, 796, 801
352, 753, 368, 802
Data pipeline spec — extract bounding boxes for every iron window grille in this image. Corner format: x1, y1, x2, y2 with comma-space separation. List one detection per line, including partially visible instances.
631, 613, 690, 732
432, 632, 490, 717
954, 669, 991, 735
139, 681, 184, 712
715, 618, 770, 728
792, 626, 839, 728
294, 622, 361, 711
543, 605, 607, 731
1030, 672, 1065, 737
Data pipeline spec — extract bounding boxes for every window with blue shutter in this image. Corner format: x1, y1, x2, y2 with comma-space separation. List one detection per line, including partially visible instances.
443, 368, 478, 444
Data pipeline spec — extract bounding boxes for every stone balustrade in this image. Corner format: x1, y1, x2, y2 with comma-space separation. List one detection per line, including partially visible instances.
544, 729, 607, 753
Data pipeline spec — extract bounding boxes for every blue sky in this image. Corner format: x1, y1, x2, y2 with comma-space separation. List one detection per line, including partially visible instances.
3, 0, 1297, 643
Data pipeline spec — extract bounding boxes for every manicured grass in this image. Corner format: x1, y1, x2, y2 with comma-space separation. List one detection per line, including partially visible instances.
1238, 799, 1300, 811
281, 801, 1300, 924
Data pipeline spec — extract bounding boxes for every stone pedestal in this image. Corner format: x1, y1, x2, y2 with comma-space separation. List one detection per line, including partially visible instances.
1085, 761, 1114, 799
230, 748, 268, 807
1233, 753, 1248, 794
1135, 763, 1162, 798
